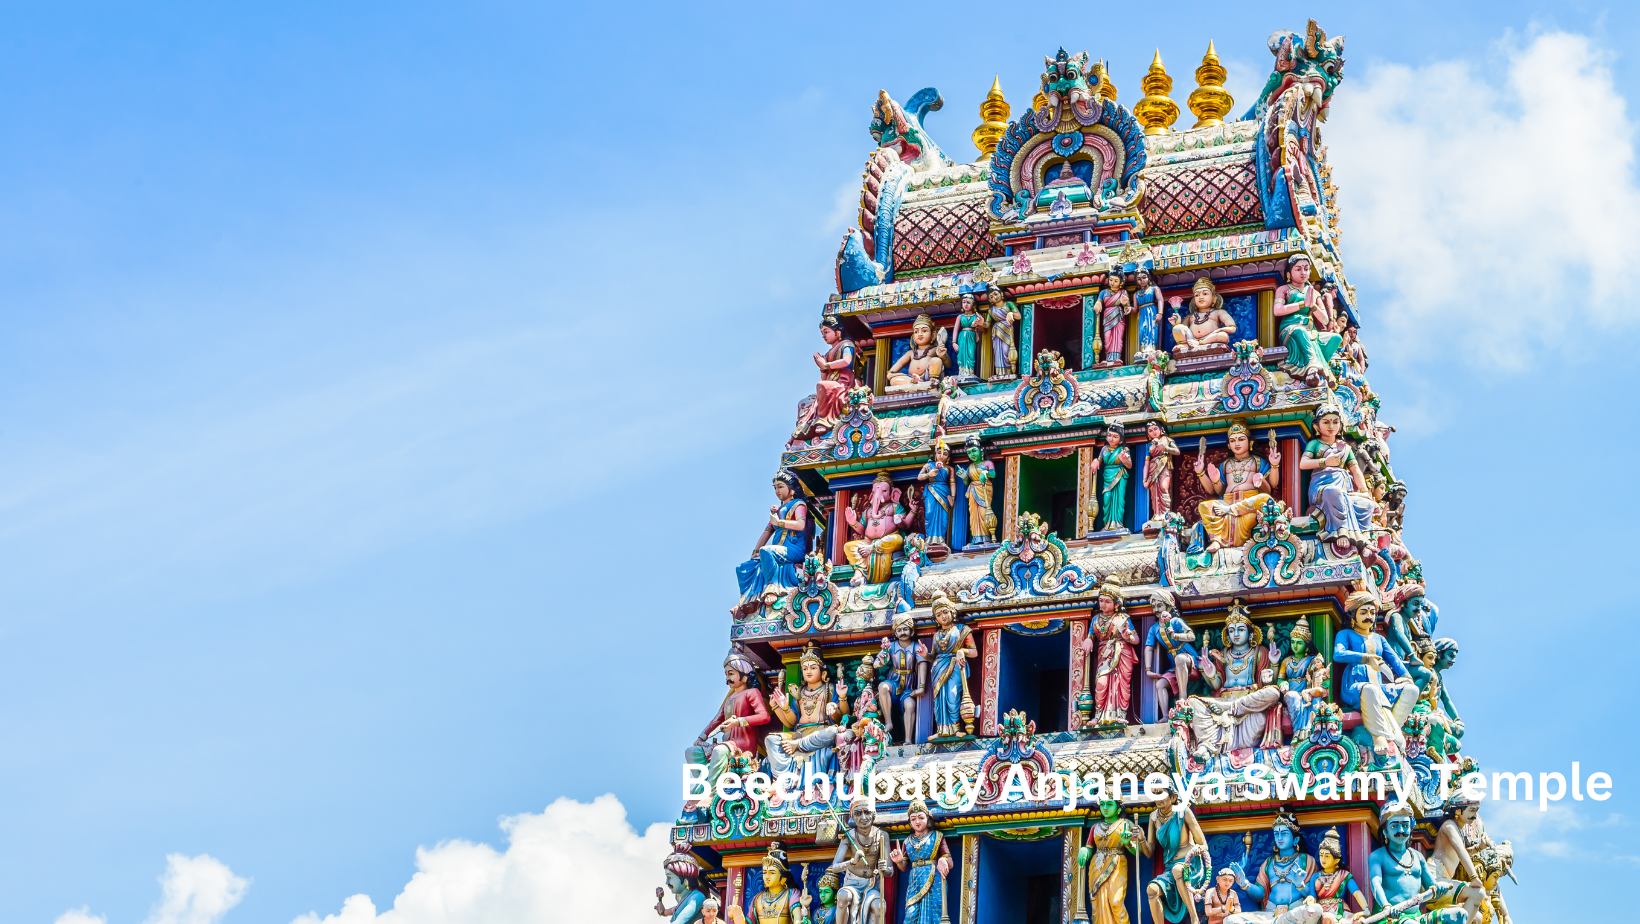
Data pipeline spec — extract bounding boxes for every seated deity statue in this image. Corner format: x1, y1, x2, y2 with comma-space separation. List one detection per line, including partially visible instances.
1035, 160, 1093, 210
885, 314, 948, 391
764, 643, 849, 805
1368, 802, 1470, 924
844, 472, 910, 585
1192, 422, 1281, 554
1169, 276, 1236, 356
1182, 602, 1284, 762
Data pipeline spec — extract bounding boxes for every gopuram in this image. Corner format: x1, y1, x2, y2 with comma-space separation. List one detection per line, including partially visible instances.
657, 21, 1517, 924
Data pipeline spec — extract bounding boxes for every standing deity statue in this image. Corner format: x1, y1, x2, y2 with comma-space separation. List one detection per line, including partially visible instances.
1079, 581, 1139, 726
1143, 420, 1181, 523
1274, 621, 1329, 741
683, 647, 772, 810
766, 643, 850, 803
1333, 590, 1419, 759
886, 314, 949, 390
953, 293, 989, 383
735, 470, 809, 615
1198, 869, 1241, 924
1193, 421, 1282, 554
1232, 810, 1319, 912
813, 872, 840, 924
917, 442, 955, 550
1183, 601, 1284, 759
1302, 402, 1379, 560
1098, 269, 1133, 365
731, 843, 811, 924
959, 435, 999, 545
1097, 423, 1132, 532
1145, 588, 1199, 721
1387, 582, 1440, 663
1132, 267, 1164, 359
890, 799, 953, 924
927, 593, 978, 738
837, 659, 890, 776
1308, 828, 1368, 920
1272, 253, 1342, 387
1078, 797, 1146, 924
873, 611, 929, 743
844, 472, 909, 585
986, 284, 1022, 379
655, 841, 714, 924
1143, 781, 1211, 924
1168, 277, 1236, 356
1426, 795, 1492, 922
1368, 802, 1470, 924
832, 800, 890, 924
796, 316, 859, 439
1415, 638, 1464, 758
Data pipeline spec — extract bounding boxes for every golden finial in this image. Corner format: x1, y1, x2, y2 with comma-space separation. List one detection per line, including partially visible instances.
1188, 40, 1234, 128
1134, 49, 1179, 135
1095, 59, 1118, 102
972, 75, 1011, 157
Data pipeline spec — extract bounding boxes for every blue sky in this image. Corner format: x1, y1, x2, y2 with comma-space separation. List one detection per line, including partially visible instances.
0, 2, 1635, 922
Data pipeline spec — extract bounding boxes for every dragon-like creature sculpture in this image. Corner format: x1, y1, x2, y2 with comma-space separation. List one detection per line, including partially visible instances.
835, 88, 949, 293
1246, 19, 1345, 234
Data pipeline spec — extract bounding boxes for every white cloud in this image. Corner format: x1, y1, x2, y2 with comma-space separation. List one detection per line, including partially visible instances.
144, 854, 250, 924
292, 794, 673, 924
1484, 798, 1628, 861
54, 909, 107, 924
1327, 30, 1640, 369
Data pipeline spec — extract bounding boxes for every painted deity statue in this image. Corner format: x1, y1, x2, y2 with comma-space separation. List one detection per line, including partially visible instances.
1368, 802, 1470, 924
953, 293, 989, 383
1183, 602, 1283, 759
886, 314, 948, 390
1336, 318, 1369, 385
1275, 621, 1329, 741
1132, 267, 1164, 359
1302, 403, 1379, 559
702, 898, 723, 924
766, 643, 849, 804
986, 284, 1022, 379
735, 470, 809, 615
656, 841, 714, 924
1079, 581, 1139, 726
928, 593, 978, 738
1145, 588, 1199, 721
844, 472, 909, 586
1098, 269, 1133, 365
1169, 276, 1236, 356
1232, 811, 1319, 913
1098, 423, 1132, 532
1193, 421, 1281, 554
730, 844, 811, 924
1426, 795, 1491, 922
1078, 798, 1145, 924
1143, 420, 1181, 523
1272, 253, 1342, 387
1198, 869, 1241, 924
837, 659, 890, 776
1144, 782, 1211, 924
832, 800, 890, 924
1309, 828, 1368, 920
1333, 591, 1419, 759
917, 442, 955, 550
1387, 583, 1440, 663
813, 872, 840, 924
683, 648, 771, 811
873, 611, 928, 743
1409, 638, 1463, 758
959, 435, 999, 545
796, 315, 858, 439
890, 799, 953, 924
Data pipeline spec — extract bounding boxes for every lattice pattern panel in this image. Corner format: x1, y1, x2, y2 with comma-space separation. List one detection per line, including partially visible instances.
1141, 161, 1264, 235
892, 199, 1003, 272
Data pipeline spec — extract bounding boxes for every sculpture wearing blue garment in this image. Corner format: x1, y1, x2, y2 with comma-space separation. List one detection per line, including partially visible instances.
735, 470, 809, 615
1231, 811, 1318, 912
1333, 590, 1419, 759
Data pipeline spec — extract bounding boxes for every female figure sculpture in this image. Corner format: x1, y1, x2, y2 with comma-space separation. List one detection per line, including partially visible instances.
959, 435, 998, 545
1143, 420, 1180, 523
655, 842, 714, 924
1309, 828, 1368, 919
1168, 277, 1236, 356
1183, 602, 1283, 758
928, 592, 978, 738
1232, 810, 1318, 912
1333, 591, 1419, 758
798, 316, 857, 439
890, 799, 952, 924
1098, 270, 1133, 365
986, 284, 1021, 379
735, 470, 809, 615
1143, 781, 1211, 924
917, 443, 955, 550
953, 293, 988, 382
886, 314, 948, 390
1132, 267, 1164, 359
1274, 621, 1329, 741
1145, 588, 1199, 721
766, 643, 849, 803
1301, 403, 1378, 558
1079, 581, 1139, 726
1193, 422, 1281, 554
844, 472, 909, 585
813, 872, 840, 924
1077, 798, 1145, 924
734, 844, 811, 924
1097, 423, 1132, 532
832, 800, 889, 924
1272, 254, 1342, 387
